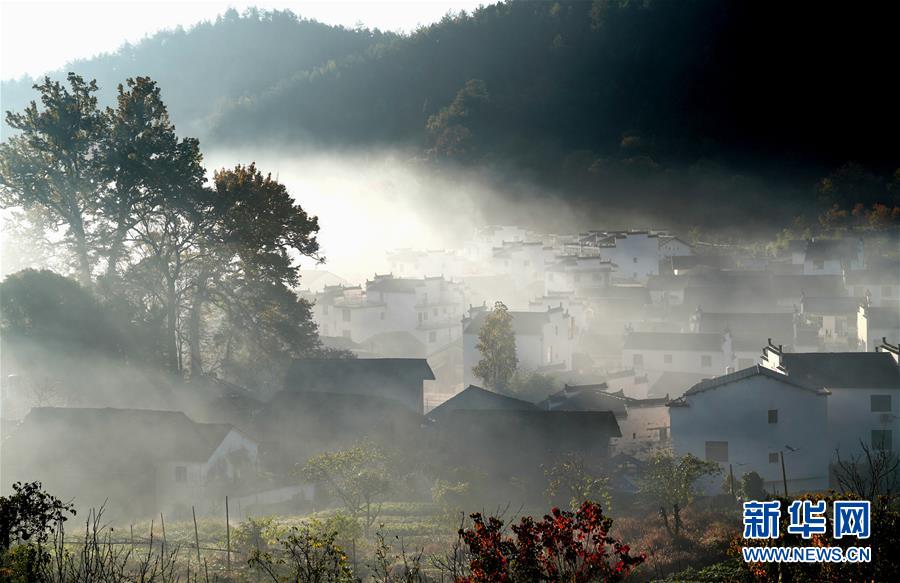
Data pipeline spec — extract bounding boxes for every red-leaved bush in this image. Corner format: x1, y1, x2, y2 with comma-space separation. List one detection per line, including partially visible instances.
457, 501, 645, 582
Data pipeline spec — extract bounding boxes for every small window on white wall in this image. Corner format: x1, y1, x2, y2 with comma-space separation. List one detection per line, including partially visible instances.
701, 355, 712, 367
705, 441, 728, 462
175, 466, 187, 483
633, 353, 643, 366
871, 395, 892, 412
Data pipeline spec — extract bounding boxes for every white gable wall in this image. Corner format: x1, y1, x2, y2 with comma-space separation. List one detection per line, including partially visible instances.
670, 375, 830, 494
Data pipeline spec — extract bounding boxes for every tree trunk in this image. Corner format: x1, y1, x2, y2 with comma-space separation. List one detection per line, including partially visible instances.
165, 276, 179, 374
188, 266, 210, 379
70, 215, 92, 287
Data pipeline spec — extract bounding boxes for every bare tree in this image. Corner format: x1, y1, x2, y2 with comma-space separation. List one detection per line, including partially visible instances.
834, 440, 900, 503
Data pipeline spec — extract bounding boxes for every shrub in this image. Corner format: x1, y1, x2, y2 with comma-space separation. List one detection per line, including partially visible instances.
457, 500, 644, 582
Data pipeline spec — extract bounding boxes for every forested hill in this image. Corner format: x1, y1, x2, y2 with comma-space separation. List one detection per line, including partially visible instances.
2, 1, 898, 229
0, 8, 390, 139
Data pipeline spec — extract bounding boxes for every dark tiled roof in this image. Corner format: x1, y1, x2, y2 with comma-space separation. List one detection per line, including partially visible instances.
624, 332, 725, 352
684, 366, 828, 396
428, 385, 539, 418
801, 296, 861, 315
286, 358, 435, 390
648, 371, 711, 398
21, 407, 238, 462
695, 312, 795, 342
771, 274, 846, 297
366, 277, 422, 294
779, 352, 899, 389
804, 238, 860, 262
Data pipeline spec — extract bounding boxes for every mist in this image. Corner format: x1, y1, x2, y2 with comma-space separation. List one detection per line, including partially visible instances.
1, 2, 899, 582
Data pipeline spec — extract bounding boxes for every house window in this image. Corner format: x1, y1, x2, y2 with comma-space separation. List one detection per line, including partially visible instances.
813, 259, 825, 270
701, 355, 712, 367
380, 312, 385, 320
175, 466, 187, 483
433, 308, 439, 316
872, 430, 892, 451
342, 330, 351, 338
705, 441, 729, 462
429, 331, 437, 343
883, 286, 894, 297
871, 395, 892, 412
633, 353, 644, 366
769, 453, 780, 464
633, 257, 638, 263
323, 305, 329, 315
664, 354, 673, 364
555, 325, 559, 336
768, 409, 778, 424
342, 309, 350, 322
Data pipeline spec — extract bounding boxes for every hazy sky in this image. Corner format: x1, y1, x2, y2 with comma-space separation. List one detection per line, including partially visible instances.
0, 0, 484, 80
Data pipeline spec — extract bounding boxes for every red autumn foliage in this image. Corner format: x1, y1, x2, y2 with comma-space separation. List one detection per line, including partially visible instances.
457, 501, 645, 583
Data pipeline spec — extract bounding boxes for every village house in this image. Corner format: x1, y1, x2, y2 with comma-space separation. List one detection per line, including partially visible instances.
529, 293, 588, 337
858, 304, 900, 352
657, 235, 693, 260
799, 295, 861, 350
761, 344, 900, 460
669, 366, 831, 494
622, 330, 735, 379
427, 384, 540, 420
665, 255, 737, 276
386, 248, 470, 279
538, 384, 670, 458
594, 231, 662, 282
312, 274, 467, 357
426, 385, 621, 499
544, 254, 614, 295
462, 306, 573, 387
845, 269, 900, 307
794, 238, 865, 275
284, 357, 434, 415
1, 407, 258, 517
490, 241, 554, 290
690, 309, 796, 369
462, 225, 533, 266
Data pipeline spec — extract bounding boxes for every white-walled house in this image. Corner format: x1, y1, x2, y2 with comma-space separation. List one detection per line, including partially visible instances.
312, 275, 467, 356
386, 248, 470, 279
669, 366, 831, 494
800, 238, 864, 275
529, 293, 588, 337
858, 304, 900, 352
845, 269, 900, 308
597, 231, 662, 282
544, 255, 614, 295
1, 407, 259, 516
761, 346, 900, 460
491, 241, 552, 289
658, 236, 693, 259
622, 331, 734, 378
463, 307, 573, 387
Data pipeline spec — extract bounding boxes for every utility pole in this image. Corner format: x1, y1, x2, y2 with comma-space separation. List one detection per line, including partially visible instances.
780, 451, 789, 497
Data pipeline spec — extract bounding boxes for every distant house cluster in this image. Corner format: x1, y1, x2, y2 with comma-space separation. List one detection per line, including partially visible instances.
2, 226, 897, 515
